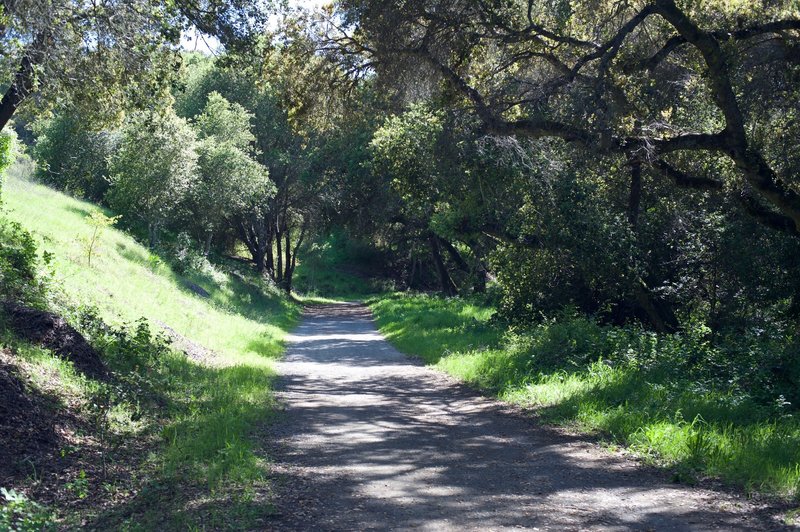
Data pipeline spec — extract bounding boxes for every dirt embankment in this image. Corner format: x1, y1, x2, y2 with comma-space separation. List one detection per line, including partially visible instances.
2, 302, 107, 379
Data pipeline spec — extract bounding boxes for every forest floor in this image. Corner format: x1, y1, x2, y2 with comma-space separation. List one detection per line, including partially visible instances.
263, 303, 789, 531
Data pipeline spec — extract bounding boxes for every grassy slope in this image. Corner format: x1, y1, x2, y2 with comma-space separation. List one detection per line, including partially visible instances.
5, 177, 297, 361
370, 293, 800, 501
2, 176, 300, 529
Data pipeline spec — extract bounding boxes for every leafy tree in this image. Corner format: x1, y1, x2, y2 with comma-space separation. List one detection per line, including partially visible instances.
194, 92, 257, 151
319, 0, 800, 329
107, 109, 198, 248
0, 0, 273, 132
186, 92, 274, 254
32, 113, 113, 201
175, 31, 341, 291
329, 0, 800, 238
193, 141, 273, 254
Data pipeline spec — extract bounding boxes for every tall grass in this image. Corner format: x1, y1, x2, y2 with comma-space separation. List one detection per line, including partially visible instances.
370, 292, 800, 499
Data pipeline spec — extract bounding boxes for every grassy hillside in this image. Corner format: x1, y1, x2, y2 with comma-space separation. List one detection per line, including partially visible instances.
4, 176, 297, 361
370, 293, 800, 501
1, 175, 300, 529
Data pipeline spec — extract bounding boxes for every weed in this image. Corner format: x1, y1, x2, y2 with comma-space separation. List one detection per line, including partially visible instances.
0, 488, 55, 532
78, 210, 121, 267
65, 470, 89, 499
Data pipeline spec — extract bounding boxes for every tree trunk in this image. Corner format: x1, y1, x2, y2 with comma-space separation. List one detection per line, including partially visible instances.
236, 217, 268, 273
428, 234, 458, 296
284, 231, 292, 286
438, 237, 470, 272
203, 232, 213, 256
627, 161, 642, 227
148, 222, 159, 249
634, 281, 677, 333
284, 225, 307, 295
407, 256, 418, 290
254, 242, 267, 274
626, 162, 677, 332
265, 224, 274, 276
275, 225, 283, 284
0, 55, 35, 132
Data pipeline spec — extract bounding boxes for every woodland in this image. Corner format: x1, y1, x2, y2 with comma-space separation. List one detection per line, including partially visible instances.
1, 0, 800, 528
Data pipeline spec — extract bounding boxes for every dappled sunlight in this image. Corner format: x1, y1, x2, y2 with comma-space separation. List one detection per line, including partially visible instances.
287, 332, 385, 343
263, 304, 775, 530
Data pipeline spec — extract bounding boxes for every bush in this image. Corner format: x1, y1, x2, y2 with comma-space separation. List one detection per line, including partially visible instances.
0, 488, 55, 532
32, 113, 113, 202
167, 232, 211, 275
0, 217, 49, 305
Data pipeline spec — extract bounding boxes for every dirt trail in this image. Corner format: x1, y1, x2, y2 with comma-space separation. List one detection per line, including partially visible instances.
264, 303, 786, 531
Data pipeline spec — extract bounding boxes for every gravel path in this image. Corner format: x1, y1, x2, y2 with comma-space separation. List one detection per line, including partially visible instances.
263, 303, 787, 531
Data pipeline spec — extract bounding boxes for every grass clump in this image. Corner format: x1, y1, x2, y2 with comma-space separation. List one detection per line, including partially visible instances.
370, 292, 800, 499
370, 293, 501, 362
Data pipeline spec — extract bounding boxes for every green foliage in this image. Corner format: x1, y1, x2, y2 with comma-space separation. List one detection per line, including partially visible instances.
294, 233, 391, 300
107, 109, 198, 245
372, 293, 800, 497
65, 470, 90, 500
190, 138, 271, 241
32, 113, 113, 201
0, 216, 48, 305
370, 293, 502, 364
0, 131, 15, 179
0, 128, 19, 199
77, 309, 277, 488
371, 104, 444, 209
79, 210, 121, 266
0, 488, 55, 532
193, 92, 257, 151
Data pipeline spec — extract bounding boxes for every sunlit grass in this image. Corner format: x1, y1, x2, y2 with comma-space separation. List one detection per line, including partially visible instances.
4, 177, 298, 361
293, 237, 388, 302
2, 176, 301, 527
370, 292, 800, 499
369, 292, 501, 363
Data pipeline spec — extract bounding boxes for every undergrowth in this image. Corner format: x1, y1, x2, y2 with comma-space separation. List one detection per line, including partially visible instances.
370, 292, 800, 499
293, 233, 391, 302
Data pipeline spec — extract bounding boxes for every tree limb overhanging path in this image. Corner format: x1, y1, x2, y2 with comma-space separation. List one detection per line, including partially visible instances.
264, 304, 784, 531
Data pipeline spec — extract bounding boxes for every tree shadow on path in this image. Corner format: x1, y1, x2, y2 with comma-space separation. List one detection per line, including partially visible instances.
262, 304, 787, 531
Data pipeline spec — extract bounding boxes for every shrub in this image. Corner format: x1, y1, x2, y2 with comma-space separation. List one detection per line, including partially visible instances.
0, 217, 49, 305
32, 113, 113, 202
0, 488, 55, 532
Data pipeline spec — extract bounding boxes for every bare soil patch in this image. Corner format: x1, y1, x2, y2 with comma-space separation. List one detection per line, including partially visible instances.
3, 302, 107, 379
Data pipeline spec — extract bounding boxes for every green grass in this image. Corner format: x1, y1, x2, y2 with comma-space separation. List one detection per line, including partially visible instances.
2, 176, 301, 528
5, 177, 297, 361
370, 292, 800, 499
293, 236, 389, 302
370, 293, 501, 362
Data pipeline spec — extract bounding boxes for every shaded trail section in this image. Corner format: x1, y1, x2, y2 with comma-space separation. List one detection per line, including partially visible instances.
264, 304, 783, 531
